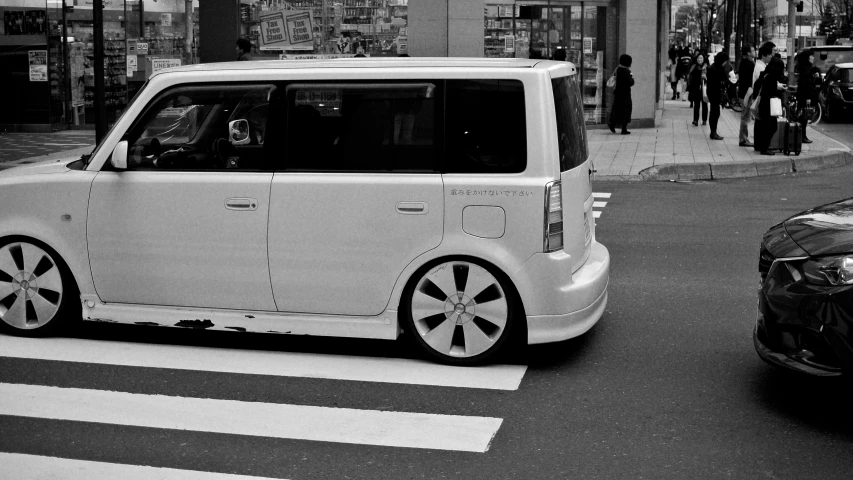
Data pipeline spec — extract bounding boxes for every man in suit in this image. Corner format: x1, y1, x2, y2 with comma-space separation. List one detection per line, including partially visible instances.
738, 45, 756, 147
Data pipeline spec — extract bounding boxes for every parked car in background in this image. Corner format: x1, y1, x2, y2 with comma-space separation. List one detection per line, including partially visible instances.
755, 198, 853, 377
818, 63, 853, 122
812, 45, 853, 77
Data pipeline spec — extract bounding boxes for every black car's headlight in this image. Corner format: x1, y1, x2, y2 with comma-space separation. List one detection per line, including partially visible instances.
802, 255, 853, 286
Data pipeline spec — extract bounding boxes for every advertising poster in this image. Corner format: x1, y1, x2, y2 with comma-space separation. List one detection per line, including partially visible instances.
161, 13, 172, 27
127, 55, 138, 75
137, 42, 149, 55
28, 50, 47, 82
583, 37, 593, 54
150, 58, 182, 76
259, 10, 314, 50
505, 35, 515, 53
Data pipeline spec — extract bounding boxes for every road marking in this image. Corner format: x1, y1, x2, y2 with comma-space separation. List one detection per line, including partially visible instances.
0, 453, 284, 480
0, 336, 527, 390
41, 142, 91, 146
592, 192, 611, 221
592, 192, 611, 198
0, 383, 503, 452
593, 211, 601, 218
592, 201, 608, 208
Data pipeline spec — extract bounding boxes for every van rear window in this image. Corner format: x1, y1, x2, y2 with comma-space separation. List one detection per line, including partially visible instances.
552, 75, 589, 172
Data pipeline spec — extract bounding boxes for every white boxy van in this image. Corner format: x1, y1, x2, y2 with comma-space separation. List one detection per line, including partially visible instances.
0, 58, 609, 365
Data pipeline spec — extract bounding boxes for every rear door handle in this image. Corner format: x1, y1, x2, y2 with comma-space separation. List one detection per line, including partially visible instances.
396, 202, 428, 215
225, 197, 258, 211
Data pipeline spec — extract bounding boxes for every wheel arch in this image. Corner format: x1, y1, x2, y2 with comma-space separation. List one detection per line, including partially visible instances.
0, 233, 86, 302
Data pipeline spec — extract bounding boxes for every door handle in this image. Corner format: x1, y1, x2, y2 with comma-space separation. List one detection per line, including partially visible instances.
396, 202, 428, 215
225, 197, 258, 211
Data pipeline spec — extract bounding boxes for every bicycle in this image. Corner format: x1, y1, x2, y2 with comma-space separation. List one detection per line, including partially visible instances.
786, 88, 821, 126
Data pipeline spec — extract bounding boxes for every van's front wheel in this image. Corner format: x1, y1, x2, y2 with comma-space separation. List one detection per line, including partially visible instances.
402, 260, 516, 366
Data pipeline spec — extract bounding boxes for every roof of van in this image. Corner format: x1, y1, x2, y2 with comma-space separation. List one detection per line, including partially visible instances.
152, 57, 575, 76
812, 45, 853, 50
835, 62, 853, 68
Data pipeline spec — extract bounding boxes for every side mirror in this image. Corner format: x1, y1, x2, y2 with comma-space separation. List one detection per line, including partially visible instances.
110, 140, 128, 170
229, 119, 250, 146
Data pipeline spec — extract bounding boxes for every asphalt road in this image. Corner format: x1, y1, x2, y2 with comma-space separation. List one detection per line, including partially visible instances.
0, 132, 95, 164
810, 114, 853, 147
2, 166, 853, 479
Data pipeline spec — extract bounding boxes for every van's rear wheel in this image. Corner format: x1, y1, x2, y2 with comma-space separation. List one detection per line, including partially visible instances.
402, 260, 515, 365
0, 240, 77, 336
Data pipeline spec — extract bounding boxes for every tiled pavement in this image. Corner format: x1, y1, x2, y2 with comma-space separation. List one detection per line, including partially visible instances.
590, 95, 852, 178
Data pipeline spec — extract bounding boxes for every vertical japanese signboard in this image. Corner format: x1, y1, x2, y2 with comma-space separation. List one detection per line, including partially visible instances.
28, 50, 47, 82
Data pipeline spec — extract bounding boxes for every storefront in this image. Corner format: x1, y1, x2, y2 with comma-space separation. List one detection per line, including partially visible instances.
484, 2, 617, 125
1, 0, 198, 132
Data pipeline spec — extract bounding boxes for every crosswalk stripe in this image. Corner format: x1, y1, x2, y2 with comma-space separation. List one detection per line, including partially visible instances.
0, 336, 526, 390
0, 453, 284, 480
0, 383, 503, 453
593, 211, 601, 218
592, 192, 611, 199
592, 201, 607, 208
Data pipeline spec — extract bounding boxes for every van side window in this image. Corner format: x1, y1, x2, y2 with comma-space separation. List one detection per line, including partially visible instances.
445, 80, 527, 174
284, 83, 437, 172
552, 75, 589, 172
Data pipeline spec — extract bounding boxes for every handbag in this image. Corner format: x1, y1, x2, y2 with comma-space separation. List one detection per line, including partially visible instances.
701, 83, 709, 104
769, 97, 783, 117
606, 68, 617, 89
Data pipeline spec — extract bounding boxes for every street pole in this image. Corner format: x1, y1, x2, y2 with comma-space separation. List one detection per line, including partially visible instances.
787, 0, 796, 86
62, 0, 71, 127
186, 0, 193, 63
753, 0, 758, 46
93, 0, 106, 144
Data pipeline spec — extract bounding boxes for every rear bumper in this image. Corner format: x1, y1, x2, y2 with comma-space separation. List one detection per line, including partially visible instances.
513, 241, 610, 344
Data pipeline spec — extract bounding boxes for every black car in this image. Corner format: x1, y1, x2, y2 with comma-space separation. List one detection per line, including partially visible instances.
755, 198, 853, 377
818, 63, 853, 122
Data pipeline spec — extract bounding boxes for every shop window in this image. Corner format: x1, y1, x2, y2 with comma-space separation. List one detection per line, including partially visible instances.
284, 83, 437, 172
122, 84, 276, 171
445, 80, 526, 174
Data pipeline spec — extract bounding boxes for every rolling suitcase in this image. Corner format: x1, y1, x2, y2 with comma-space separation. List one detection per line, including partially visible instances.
767, 117, 787, 152
784, 121, 802, 156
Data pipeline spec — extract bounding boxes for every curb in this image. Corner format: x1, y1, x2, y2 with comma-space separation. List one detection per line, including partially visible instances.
638, 150, 853, 181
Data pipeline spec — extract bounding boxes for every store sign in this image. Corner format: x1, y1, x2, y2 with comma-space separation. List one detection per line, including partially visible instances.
259, 10, 314, 50
137, 42, 149, 55
504, 35, 515, 53
28, 50, 47, 82
151, 58, 182, 76
161, 13, 172, 27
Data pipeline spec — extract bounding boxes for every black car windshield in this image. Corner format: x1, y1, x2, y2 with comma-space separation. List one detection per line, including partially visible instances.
839, 68, 852, 83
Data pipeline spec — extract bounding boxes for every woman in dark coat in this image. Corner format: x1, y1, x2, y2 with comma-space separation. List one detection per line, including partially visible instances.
706, 51, 729, 140
688, 53, 708, 126
755, 56, 786, 155
608, 54, 634, 135
796, 49, 820, 143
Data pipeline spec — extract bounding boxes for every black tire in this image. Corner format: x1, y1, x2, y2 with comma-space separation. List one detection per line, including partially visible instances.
0, 237, 80, 337
400, 258, 519, 366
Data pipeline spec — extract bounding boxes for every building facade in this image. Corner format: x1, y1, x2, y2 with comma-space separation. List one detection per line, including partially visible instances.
2, 0, 668, 131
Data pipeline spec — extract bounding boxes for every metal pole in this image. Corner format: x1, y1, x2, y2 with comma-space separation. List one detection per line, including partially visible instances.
186, 0, 193, 63
753, 0, 757, 46
94, 0, 106, 143
787, 0, 796, 86
62, 0, 71, 127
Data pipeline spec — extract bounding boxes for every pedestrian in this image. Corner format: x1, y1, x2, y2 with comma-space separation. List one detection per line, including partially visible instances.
737, 45, 756, 147
608, 54, 634, 135
795, 48, 820, 144
677, 47, 693, 101
667, 56, 678, 100
754, 56, 787, 155
235, 38, 252, 61
750, 42, 775, 147
552, 48, 567, 61
706, 51, 728, 140
688, 53, 708, 126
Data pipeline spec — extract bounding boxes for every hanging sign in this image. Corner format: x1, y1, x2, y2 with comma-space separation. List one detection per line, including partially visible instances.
137, 42, 149, 55
28, 50, 47, 82
259, 10, 314, 50
583, 37, 593, 54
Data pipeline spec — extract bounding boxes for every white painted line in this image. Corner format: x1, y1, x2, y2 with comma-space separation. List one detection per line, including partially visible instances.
0, 383, 503, 453
41, 143, 91, 146
593, 211, 602, 218
592, 201, 608, 208
0, 336, 526, 391
0, 453, 284, 480
592, 192, 611, 198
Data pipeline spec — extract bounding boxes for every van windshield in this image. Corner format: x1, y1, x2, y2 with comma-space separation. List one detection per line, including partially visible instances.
551, 75, 588, 172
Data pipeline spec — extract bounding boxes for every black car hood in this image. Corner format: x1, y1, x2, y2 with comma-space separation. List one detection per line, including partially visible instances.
783, 198, 853, 256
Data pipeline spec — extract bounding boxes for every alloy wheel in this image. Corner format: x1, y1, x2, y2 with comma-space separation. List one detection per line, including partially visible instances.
0, 242, 64, 330
409, 261, 510, 361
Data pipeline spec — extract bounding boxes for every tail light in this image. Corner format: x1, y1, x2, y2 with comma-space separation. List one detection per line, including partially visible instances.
544, 181, 563, 252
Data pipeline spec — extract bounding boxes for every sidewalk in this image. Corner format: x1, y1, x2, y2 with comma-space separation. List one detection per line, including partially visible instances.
590, 95, 853, 180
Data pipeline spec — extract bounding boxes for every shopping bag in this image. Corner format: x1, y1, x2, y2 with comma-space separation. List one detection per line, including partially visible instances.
750, 95, 761, 120
606, 70, 617, 89
701, 83, 709, 104
769, 97, 783, 117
